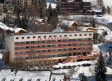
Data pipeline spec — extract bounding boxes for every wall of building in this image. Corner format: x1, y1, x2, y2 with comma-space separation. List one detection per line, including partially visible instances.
5, 32, 93, 63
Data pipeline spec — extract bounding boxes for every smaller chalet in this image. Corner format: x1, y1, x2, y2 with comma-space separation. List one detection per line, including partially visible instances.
59, 20, 79, 31
37, 19, 46, 24
13, 28, 27, 34
80, 27, 97, 33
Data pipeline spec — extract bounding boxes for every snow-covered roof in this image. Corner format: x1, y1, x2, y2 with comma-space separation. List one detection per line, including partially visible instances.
50, 74, 65, 81
0, 22, 27, 33
0, 22, 14, 31
15, 71, 50, 81
67, 0, 74, 2
37, 19, 45, 22
61, 20, 77, 27
92, 8, 102, 12
82, 23, 91, 25
14, 28, 27, 33
0, 69, 51, 81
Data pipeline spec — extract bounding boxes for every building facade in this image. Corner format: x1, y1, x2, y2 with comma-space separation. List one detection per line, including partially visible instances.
58, 0, 93, 15
4, 32, 93, 63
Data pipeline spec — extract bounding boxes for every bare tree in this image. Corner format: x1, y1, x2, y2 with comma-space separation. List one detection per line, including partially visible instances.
97, 0, 104, 9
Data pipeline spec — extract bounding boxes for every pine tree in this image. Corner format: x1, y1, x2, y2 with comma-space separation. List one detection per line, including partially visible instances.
107, 6, 111, 14
93, 33, 98, 44
56, 3, 60, 14
47, 3, 59, 29
80, 74, 88, 81
2, 17, 6, 24
95, 51, 107, 81
38, 0, 47, 18
47, 3, 53, 24
23, 0, 28, 19
97, 0, 104, 9
52, 9, 59, 24
102, 6, 106, 15
92, 18, 96, 28
21, 17, 28, 30
3, 1, 8, 13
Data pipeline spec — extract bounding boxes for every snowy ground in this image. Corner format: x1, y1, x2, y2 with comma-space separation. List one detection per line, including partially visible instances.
0, 63, 111, 81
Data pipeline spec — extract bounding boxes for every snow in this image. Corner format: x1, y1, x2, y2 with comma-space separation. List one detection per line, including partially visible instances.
95, 15, 112, 25
93, 44, 100, 53
60, 20, 76, 27
82, 23, 91, 25
47, 3, 57, 9
97, 26, 112, 41
0, 22, 26, 33
53, 61, 95, 68
0, 22, 14, 31
52, 27, 64, 32
14, 28, 26, 33
50, 74, 65, 81
0, 70, 51, 81
83, 0, 112, 7
37, 19, 44, 22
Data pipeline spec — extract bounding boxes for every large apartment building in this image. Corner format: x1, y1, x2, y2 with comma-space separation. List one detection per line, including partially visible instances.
58, 0, 93, 15
4, 32, 94, 64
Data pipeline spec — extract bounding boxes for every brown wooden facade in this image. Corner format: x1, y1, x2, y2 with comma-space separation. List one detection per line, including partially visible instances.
59, 0, 93, 15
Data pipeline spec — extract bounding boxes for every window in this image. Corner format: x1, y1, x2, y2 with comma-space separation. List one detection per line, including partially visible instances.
31, 41, 35, 43
80, 34, 82, 36
33, 36, 35, 38
64, 35, 67, 37
15, 42, 19, 44
69, 35, 72, 37
89, 34, 91, 36
22, 37, 24, 39
84, 34, 87, 36
27, 37, 30, 39
26, 46, 30, 49
38, 36, 41, 38
16, 37, 19, 39
49, 36, 51, 37
44, 36, 46, 38
74, 34, 77, 36
26, 42, 30, 44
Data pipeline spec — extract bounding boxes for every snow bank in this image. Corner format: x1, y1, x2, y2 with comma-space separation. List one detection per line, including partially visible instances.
97, 26, 112, 41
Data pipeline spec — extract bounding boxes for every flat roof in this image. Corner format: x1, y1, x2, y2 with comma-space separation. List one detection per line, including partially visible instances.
7, 31, 93, 37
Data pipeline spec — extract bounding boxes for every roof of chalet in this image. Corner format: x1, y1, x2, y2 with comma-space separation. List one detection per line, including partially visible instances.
0, 22, 27, 33
80, 27, 97, 31
60, 20, 78, 27
37, 19, 46, 23
82, 23, 91, 25
0, 22, 14, 31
